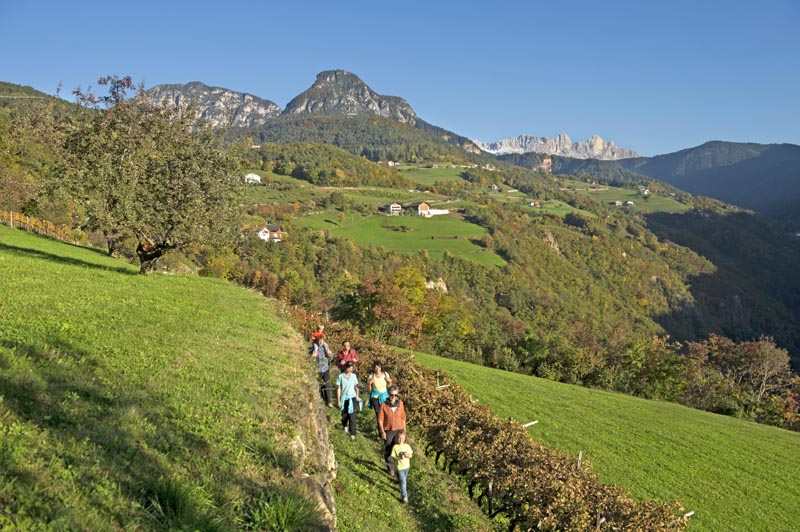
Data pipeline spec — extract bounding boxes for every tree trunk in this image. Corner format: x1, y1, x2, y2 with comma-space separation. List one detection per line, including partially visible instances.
136, 238, 168, 274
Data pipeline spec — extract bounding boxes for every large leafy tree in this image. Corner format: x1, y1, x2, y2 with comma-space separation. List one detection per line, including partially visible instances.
56, 76, 241, 273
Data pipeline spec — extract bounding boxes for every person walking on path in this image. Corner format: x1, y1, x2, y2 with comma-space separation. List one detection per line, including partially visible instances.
367, 360, 392, 434
378, 385, 407, 475
336, 361, 360, 440
390, 430, 413, 504
311, 335, 334, 407
310, 324, 325, 344
335, 340, 360, 372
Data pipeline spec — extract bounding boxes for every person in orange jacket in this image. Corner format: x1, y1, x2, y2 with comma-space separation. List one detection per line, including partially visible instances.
377, 385, 407, 475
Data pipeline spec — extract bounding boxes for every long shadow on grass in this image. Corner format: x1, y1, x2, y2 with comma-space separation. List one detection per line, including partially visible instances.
0, 242, 136, 274
0, 336, 236, 527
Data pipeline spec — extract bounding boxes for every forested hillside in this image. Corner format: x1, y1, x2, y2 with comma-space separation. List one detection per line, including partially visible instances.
4, 78, 798, 432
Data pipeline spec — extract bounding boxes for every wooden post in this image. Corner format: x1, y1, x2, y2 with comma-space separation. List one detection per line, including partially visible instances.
9, 211, 13, 228
577, 451, 583, 470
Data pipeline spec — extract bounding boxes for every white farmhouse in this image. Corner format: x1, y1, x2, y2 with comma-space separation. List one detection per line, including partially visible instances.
244, 173, 262, 184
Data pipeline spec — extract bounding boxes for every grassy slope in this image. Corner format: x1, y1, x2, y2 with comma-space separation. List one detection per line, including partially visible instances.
0, 224, 328, 529
0, 225, 496, 531
412, 351, 800, 532
295, 211, 506, 267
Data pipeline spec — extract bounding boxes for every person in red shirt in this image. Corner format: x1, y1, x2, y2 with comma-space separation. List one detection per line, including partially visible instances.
335, 340, 359, 372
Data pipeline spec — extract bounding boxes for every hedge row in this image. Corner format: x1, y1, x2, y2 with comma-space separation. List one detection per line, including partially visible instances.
295, 311, 688, 531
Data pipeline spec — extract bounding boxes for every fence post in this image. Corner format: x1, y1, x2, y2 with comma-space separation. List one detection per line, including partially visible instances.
577, 451, 583, 470
9, 211, 13, 228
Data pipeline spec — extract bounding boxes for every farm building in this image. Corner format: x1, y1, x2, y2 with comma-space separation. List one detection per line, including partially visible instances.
258, 224, 285, 242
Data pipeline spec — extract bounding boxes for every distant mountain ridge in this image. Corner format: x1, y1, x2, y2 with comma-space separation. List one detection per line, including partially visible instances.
616, 141, 800, 217
145, 82, 281, 128
476, 132, 639, 160
147, 70, 481, 155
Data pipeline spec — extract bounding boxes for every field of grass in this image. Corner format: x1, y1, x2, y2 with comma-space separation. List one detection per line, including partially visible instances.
398, 166, 467, 186
295, 211, 506, 267
570, 185, 690, 213
0, 225, 328, 530
338, 188, 435, 206
411, 351, 800, 532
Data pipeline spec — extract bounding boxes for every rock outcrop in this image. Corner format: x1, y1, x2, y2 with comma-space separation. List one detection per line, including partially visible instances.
475, 133, 638, 160
146, 82, 282, 128
283, 70, 417, 125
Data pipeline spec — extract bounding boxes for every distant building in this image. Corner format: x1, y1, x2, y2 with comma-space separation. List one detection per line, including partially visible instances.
385, 202, 402, 216
244, 173, 262, 184
614, 201, 623, 207
417, 202, 431, 216
625, 200, 635, 206
258, 224, 284, 242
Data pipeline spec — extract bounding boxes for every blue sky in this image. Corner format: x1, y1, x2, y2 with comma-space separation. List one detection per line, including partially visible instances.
2, 0, 798, 155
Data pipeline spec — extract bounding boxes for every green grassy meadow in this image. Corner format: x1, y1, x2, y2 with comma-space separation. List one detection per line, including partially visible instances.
411, 351, 800, 532
295, 211, 506, 266
398, 165, 467, 186
0, 225, 328, 530
571, 185, 691, 213
0, 224, 510, 531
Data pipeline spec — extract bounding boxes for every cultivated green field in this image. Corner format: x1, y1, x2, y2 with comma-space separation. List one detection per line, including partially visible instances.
567, 184, 691, 213
412, 351, 800, 532
398, 165, 467, 185
0, 225, 329, 529
295, 211, 506, 266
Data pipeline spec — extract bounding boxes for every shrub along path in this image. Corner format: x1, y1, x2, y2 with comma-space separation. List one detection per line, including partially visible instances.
325, 388, 501, 531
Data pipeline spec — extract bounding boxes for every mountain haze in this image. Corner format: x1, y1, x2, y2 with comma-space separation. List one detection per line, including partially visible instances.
616, 141, 800, 217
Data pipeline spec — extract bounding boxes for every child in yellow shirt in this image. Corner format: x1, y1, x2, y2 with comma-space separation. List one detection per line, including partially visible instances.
390, 430, 413, 503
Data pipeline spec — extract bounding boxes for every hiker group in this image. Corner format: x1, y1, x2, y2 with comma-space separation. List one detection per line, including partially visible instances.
310, 325, 413, 504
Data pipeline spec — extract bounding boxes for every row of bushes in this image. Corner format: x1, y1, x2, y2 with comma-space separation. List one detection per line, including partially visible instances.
295, 310, 688, 531
0, 210, 86, 244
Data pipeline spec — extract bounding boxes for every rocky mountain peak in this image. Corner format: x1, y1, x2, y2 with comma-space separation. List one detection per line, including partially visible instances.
283, 70, 417, 125
474, 133, 638, 160
145, 82, 281, 128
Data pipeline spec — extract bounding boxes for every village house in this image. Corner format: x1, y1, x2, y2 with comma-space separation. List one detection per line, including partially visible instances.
258, 224, 284, 242
385, 202, 402, 216
244, 173, 262, 184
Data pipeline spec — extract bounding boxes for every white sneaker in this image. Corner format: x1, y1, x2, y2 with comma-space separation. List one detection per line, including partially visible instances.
350, 435, 356, 441
344, 426, 349, 434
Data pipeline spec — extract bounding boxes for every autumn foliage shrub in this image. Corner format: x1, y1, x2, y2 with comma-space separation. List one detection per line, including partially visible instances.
294, 310, 688, 531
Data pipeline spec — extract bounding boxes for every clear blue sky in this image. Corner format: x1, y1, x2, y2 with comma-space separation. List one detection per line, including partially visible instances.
2, 0, 798, 155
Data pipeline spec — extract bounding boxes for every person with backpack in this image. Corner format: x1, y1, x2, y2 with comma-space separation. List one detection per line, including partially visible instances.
335, 340, 359, 372
367, 360, 392, 435
336, 361, 360, 440
311, 335, 334, 407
